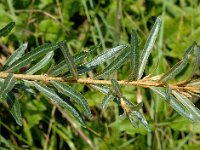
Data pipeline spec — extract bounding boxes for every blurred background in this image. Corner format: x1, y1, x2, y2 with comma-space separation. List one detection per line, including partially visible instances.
0, 0, 200, 149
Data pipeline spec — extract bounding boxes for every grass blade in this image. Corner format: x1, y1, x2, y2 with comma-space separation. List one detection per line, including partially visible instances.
7, 42, 60, 72
51, 80, 91, 119
59, 41, 78, 80
26, 51, 54, 74
172, 90, 200, 121
95, 48, 130, 79
129, 29, 139, 81
138, 17, 161, 79
0, 22, 15, 37
7, 92, 22, 126
2, 43, 28, 70
160, 42, 196, 81
0, 73, 16, 102
32, 81, 86, 127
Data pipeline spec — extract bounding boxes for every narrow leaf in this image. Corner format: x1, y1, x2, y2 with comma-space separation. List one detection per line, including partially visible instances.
102, 91, 114, 109
150, 87, 194, 120
128, 112, 138, 128
111, 79, 123, 98
49, 51, 88, 76
7, 42, 60, 72
32, 81, 86, 127
172, 90, 200, 121
89, 84, 110, 94
51, 80, 91, 118
72, 45, 127, 76
2, 43, 28, 70
7, 92, 22, 126
95, 48, 130, 79
0, 22, 15, 37
138, 17, 161, 79
129, 29, 139, 81
160, 42, 196, 81
26, 51, 54, 74
59, 41, 78, 80
192, 45, 200, 76
0, 74, 16, 102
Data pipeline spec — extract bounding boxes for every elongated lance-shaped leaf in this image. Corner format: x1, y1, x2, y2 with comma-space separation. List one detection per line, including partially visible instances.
51, 80, 91, 118
172, 90, 200, 121
128, 112, 139, 128
95, 48, 131, 79
102, 90, 114, 109
0, 22, 15, 37
26, 51, 54, 74
2, 43, 28, 70
7, 92, 22, 126
89, 84, 110, 94
160, 42, 196, 81
59, 41, 78, 80
68, 45, 127, 76
49, 51, 88, 76
150, 87, 194, 121
32, 81, 86, 127
129, 29, 139, 81
111, 79, 123, 98
0, 74, 16, 102
138, 17, 161, 79
7, 42, 60, 72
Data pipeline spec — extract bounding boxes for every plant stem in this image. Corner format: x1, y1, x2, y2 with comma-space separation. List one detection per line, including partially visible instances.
0, 72, 198, 93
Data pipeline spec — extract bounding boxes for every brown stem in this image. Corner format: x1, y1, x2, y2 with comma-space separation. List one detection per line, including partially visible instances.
0, 72, 199, 93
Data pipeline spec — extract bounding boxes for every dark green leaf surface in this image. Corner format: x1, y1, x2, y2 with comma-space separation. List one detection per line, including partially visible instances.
95, 48, 130, 79
26, 51, 54, 74
2, 43, 28, 70
7, 42, 60, 72
32, 81, 86, 127
160, 42, 196, 81
138, 17, 161, 79
129, 29, 139, 81
0, 22, 15, 37
0, 74, 16, 102
7, 92, 22, 126
59, 41, 78, 80
51, 80, 91, 119
111, 79, 123, 98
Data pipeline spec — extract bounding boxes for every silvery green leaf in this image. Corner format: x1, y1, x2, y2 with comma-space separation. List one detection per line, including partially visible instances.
59, 41, 78, 80
129, 29, 139, 81
74, 45, 127, 75
150, 87, 194, 121
172, 90, 200, 121
111, 79, 123, 98
95, 48, 130, 79
0, 74, 16, 102
160, 42, 196, 81
102, 91, 114, 109
51, 80, 91, 119
2, 43, 28, 70
138, 17, 161, 79
26, 51, 54, 74
49, 51, 88, 76
118, 111, 127, 120
192, 45, 200, 76
89, 84, 110, 94
14, 83, 35, 95
7, 42, 60, 72
128, 112, 139, 128
7, 92, 22, 126
0, 22, 15, 37
32, 81, 86, 127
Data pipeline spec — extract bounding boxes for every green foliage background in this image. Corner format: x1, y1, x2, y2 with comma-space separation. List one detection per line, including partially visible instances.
0, 0, 200, 149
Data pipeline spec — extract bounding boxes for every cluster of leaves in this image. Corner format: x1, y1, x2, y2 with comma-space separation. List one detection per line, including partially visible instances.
1, 16, 200, 134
